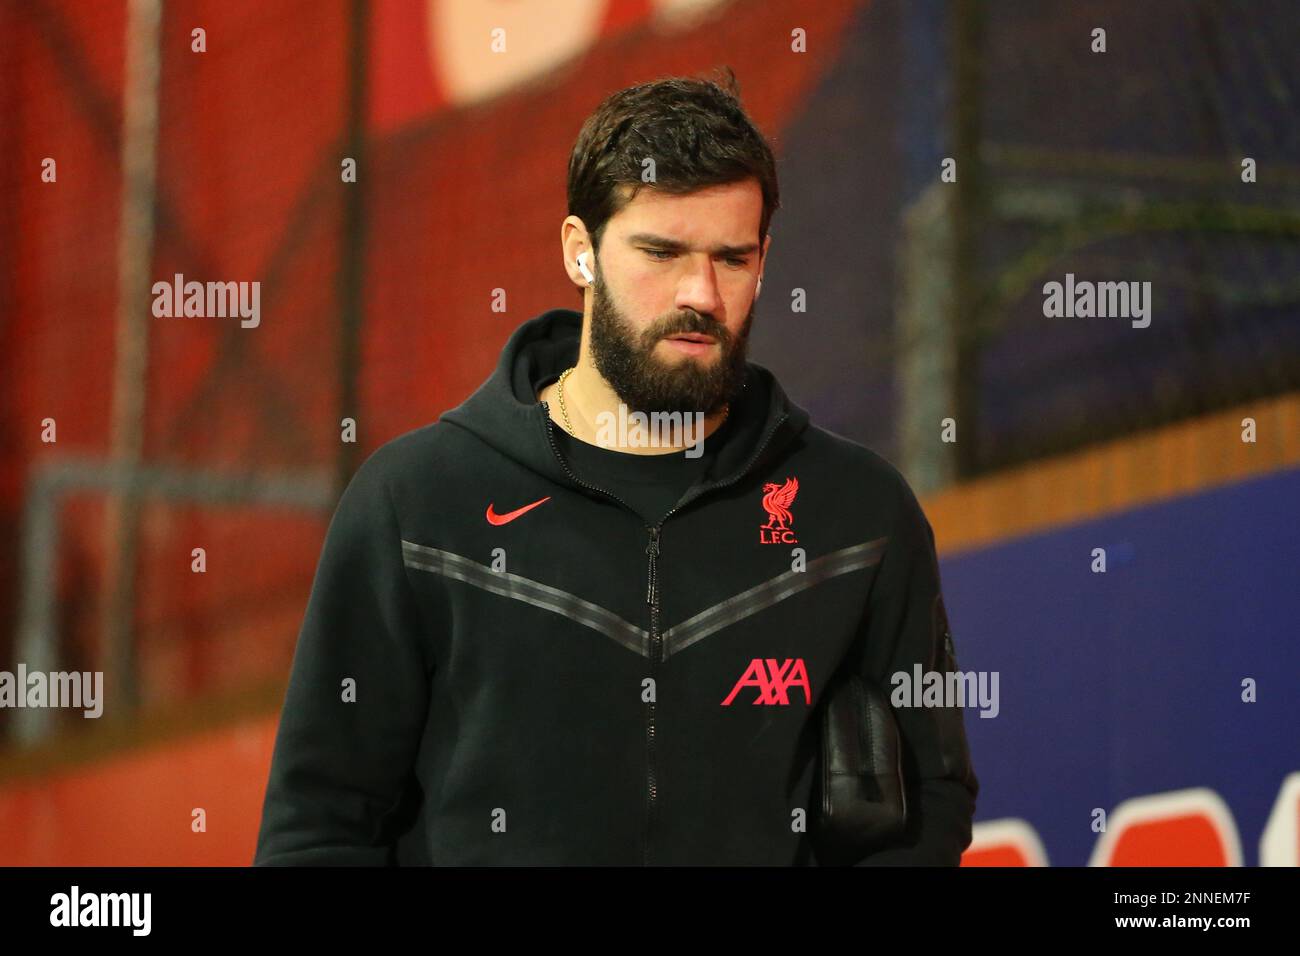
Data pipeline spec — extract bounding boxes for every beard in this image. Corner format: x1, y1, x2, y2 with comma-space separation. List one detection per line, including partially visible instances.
587, 267, 753, 418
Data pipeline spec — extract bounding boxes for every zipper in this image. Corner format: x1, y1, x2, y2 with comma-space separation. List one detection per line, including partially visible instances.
540, 401, 790, 865
638, 411, 788, 865
646, 526, 659, 605
645, 524, 660, 866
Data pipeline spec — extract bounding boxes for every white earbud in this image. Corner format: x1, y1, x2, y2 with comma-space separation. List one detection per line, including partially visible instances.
577, 251, 595, 285
755, 275, 763, 298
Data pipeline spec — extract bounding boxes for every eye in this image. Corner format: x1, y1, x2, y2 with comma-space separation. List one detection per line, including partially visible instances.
644, 249, 675, 261
724, 257, 748, 268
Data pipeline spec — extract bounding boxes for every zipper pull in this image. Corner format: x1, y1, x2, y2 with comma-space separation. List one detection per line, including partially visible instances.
645, 527, 660, 605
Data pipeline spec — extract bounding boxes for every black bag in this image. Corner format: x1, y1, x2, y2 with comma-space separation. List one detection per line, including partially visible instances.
813, 671, 908, 859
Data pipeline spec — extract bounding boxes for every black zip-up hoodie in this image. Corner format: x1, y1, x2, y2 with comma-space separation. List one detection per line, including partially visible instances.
254, 308, 978, 866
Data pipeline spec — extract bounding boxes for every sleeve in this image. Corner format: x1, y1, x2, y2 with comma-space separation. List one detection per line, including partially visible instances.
849, 474, 980, 866
253, 451, 434, 866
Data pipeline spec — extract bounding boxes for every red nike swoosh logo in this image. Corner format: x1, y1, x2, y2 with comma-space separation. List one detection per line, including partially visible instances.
485, 496, 551, 526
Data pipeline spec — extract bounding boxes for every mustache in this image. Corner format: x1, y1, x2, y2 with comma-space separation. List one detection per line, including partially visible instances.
652, 312, 728, 341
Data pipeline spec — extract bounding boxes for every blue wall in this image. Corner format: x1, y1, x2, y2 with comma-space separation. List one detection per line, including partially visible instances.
942, 466, 1300, 865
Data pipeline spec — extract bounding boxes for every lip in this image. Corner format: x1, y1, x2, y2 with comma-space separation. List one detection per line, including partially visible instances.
665, 333, 717, 344
663, 337, 716, 356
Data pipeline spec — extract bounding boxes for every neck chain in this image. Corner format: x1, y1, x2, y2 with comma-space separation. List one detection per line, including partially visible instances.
555, 365, 729, 438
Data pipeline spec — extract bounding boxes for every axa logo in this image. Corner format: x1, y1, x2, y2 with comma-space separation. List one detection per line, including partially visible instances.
721, 658, 811, 706
759, 476, 799, 544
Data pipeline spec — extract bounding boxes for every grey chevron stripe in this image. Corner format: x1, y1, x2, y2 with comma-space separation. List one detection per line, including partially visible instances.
400, 537, 886, 662
661, 537, 888, 661
401, 540, 648, 657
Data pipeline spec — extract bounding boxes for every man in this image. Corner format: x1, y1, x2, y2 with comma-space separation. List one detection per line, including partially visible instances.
254, 70, 978, 866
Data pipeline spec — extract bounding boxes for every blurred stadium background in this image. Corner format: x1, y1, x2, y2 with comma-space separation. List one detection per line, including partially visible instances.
1, 0, 1297, 865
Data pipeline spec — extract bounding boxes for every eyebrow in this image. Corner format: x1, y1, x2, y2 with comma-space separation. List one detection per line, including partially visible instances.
625, 232, 760, 257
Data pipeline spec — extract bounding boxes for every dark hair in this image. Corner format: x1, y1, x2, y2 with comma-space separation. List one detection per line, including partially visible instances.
567, 67, 780, 259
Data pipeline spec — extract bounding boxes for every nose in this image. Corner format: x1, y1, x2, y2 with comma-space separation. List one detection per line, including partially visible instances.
675, 255, 723, 318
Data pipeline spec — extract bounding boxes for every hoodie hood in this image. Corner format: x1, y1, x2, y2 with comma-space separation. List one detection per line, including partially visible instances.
439, 308, 810, 494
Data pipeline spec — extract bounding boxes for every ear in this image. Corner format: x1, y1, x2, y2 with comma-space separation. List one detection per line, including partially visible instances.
561, 215, 595, 290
